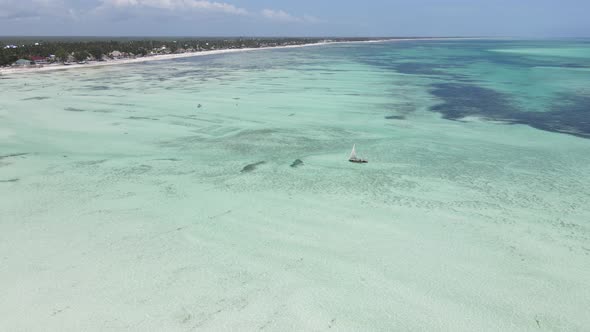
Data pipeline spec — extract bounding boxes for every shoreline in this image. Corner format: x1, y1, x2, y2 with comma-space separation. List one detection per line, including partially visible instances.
0, 38, 480, 76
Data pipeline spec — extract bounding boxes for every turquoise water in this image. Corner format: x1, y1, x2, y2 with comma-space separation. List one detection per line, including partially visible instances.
1, 40, 589, 331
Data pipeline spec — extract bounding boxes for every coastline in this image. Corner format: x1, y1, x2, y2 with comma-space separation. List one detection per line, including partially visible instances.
0, 38, 478, 76
2, 37, 589, 331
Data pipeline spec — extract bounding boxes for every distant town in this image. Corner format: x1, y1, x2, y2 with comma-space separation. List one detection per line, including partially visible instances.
0, 37, 388, 68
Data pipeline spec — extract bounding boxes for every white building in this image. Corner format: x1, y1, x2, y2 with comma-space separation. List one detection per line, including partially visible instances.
110, 50, 123, 58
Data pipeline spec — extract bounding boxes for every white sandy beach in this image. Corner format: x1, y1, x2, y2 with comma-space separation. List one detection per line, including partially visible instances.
0, 41, 363, 76
0, 38, 478, 76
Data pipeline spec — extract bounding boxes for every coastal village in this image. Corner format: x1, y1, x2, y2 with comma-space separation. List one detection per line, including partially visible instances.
0, 38, 354, 69
7, 47, 177, 67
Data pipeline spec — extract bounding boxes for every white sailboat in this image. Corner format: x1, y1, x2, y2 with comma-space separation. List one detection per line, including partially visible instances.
348, 144, 368, 163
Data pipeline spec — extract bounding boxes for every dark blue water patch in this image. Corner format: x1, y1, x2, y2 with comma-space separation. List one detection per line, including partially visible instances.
442, 55, 483, 65
454, 77, 479, 83
429, 83, 590, 139
393, 63, 451, 76
483, 52, 542, 68
559, 63, 590, 69
356, 40, 590, 82
361, 58, 470, 81
484, 50, 590, 70
510, 93, 590, 139
430, 83, 517, 120
241, 161, 265, 173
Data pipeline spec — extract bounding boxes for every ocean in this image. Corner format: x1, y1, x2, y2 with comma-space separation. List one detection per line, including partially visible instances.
1, 39, 589, 331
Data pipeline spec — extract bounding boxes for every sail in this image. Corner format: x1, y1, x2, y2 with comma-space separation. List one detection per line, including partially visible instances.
349, 144, 357, 160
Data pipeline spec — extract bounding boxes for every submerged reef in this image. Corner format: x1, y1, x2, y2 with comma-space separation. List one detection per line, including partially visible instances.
241, 161, 266, 173
290, 159, 304, 168
430, 83, 590, 139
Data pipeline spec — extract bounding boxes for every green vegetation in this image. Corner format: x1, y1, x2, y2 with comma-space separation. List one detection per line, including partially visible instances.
0, 37, 382, 67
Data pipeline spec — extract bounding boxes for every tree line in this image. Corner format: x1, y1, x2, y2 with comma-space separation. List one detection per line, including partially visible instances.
0, 37, 375, 67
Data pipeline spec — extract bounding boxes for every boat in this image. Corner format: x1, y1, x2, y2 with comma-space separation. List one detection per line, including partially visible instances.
348, 144, 368, 163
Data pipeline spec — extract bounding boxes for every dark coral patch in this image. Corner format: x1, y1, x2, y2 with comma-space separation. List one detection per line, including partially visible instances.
429, 83, 590, 139
385, 115, 405, 120
241, 161, 265, 173
290, 159, 304, 168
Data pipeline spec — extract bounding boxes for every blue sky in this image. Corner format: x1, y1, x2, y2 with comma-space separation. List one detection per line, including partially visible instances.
0, 0, 588, 37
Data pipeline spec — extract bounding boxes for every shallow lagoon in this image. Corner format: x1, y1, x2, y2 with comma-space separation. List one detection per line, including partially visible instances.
1, 40, 589, 331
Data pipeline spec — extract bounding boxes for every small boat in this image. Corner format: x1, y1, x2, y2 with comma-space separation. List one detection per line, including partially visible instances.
348, 144, 368, 163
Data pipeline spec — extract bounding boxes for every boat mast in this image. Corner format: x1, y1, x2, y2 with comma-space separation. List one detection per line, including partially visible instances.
349, 144, 357, 160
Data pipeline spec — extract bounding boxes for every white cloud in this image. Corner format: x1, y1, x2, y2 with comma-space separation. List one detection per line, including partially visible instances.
302, 14, 321, 24
261, 9, 320, 23
0, 0, 322, 26
0, 0, 75, 20
100, 0, 248, 15
96, 2, 322, 25
261, 9, 297, 22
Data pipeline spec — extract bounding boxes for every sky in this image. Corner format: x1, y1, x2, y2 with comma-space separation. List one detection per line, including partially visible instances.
0, 0, 589, 37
